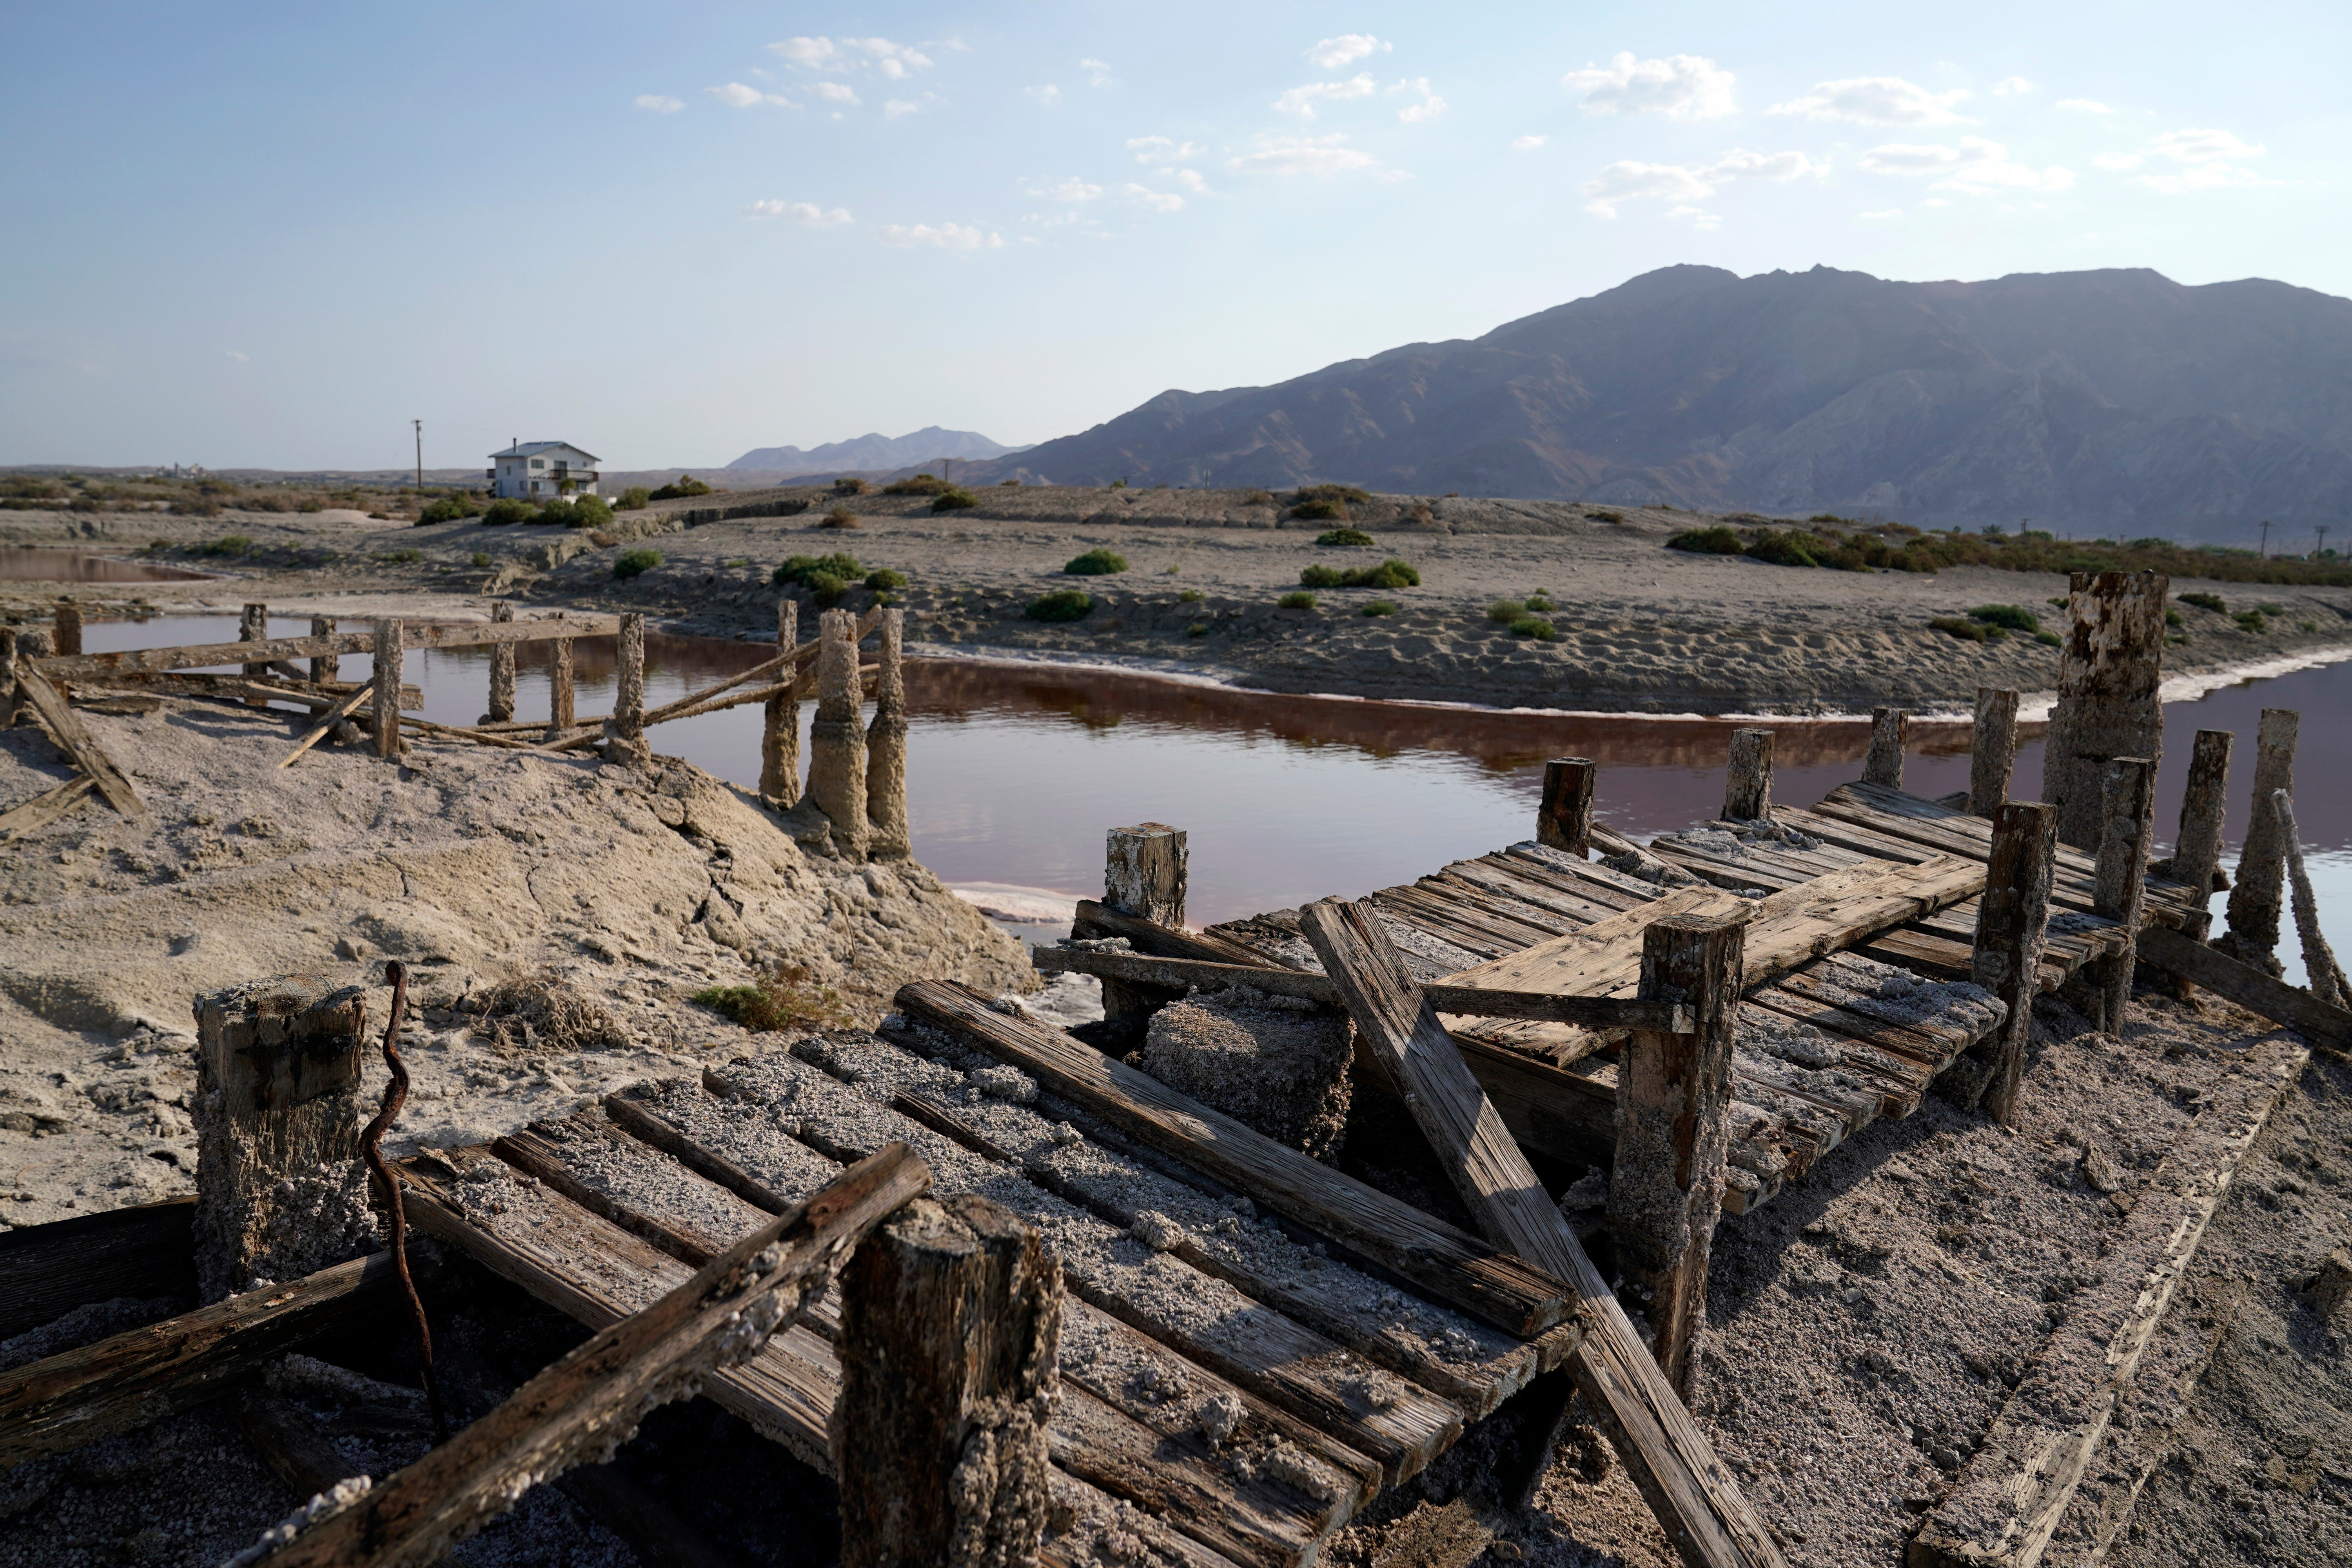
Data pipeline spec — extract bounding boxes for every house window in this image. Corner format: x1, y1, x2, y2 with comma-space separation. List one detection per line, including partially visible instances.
530, 458, 544, 469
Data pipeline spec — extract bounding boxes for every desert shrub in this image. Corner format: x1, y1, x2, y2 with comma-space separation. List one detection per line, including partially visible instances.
196, 535, 254, 556
821, 507, 861, 528
1178, 588, 1203, 602
566, 495, 614, 529
613, 549, 661, 579
1587, 510, 1623, 523
774, 552, 863, 589
1316, 527, 1375, 547
1299, 565, 1345, 588
884, 474, 950, 496
418, 494, 481, 525
1026, 589, 1093, 622
1108, 478, 1127, 489
691, 963, 854, 1033
2167, 608, 2185, 628
1065, 548, 1129, 575
241, 492, 293, 513
296, 499, 323, 513
2034, 630, 2062, 646
1808, 513, 1856, 525
1279, 591, 1318, 610
467, 971, 630, 1051
1187, 622, 1209, 637
865, 568, 907, 591
932, 487, 979, 512
1526, 593, 1555, 612
833, 477, 869, 496
650, 475, 713, 500
1487, 599, 1526, 623
1351, 558, 1419, 590
1968, 604, 2040, 633
2234, 610, 2269, 633
1291, 497, 1346, 521
534, 499, 575, 526
804, 572, 848, 604
2180, 591, 2227, 613
1361, 600, 1397, 616
1297, 483, 1372, 505
1245, 489, 1276, 506
171, 496, 223, 517
481, 498, 536, 526
1743, 530, 1820, 568
378, 548, 423, 564
1509, 616, 1559, 641
1000, 478, 1022, 486
1666, 526, 1745, 555
470, 551, 491, 568
617, 485, 652, 510
1930, 615, 1989, 642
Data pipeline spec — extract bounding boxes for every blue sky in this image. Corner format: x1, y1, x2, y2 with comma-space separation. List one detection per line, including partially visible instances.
3, 2, 2343, 471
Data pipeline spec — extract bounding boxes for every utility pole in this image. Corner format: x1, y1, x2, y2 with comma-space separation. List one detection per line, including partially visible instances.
2259, 519, 2271, 558
413, 419, 423, 494
2318, 524, 2330, 560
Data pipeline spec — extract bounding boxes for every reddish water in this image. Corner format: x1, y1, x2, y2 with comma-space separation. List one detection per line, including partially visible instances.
0, 548, 216, 583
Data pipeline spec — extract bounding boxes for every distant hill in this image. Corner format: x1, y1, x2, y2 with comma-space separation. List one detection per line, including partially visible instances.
728, 427, 1026, 476
965, 265, 2352, 536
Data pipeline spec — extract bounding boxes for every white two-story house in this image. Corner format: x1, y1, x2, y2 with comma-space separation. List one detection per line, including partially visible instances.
487, 441, 602, 499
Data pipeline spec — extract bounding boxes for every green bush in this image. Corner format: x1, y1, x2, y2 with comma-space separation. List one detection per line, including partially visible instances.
566, 495, 614, 530
2034, 630, 2062, 646
865, 568, 907, 591
1487, 599, 1525, 623
833, 477, 869, 496
196, 534, 254, 556
821, 507, 860, 528
1744, 530, 1821, 568
1526, 593, 1555, 612
1186, 622, 1209, 637
1064, 548, 1129, 575
1352, 558, 1419, 589
1299, 565, 1345, 588
1315, 527, 1375, 547
1296, 483, 1372, 505
1178, 588, 1203, 602
378, 548, 423, 564
1279, 591, 1318, 610
2166, 608, 2185, 628
419, 494, 482, 525
1361, 600, 1397, 617
1026, 589, 1093, 622
1968, 604, 2040, 633
2180, 591, 2227, 613
1509, 616, 1559, 641
1000, 478, 1022, 486
1930, 615, 1989, 642
1290, 497, 1346, 521
931, 487, 979, 512
690, 963, 851, 1033
1666, 526, 1746, 555
617, 486, 652, 511
650, 475, 713, 501
470, 551, 491, 568
1108, 477, 1127, 489
774, 552, 863, 589
613, 549, 661, 580
481, 498, 536, 526
884, 474, 950, 497
2234, 610, 2269, 633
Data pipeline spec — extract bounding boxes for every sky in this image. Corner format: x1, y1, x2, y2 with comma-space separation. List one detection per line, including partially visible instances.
3, 1, 2345, 472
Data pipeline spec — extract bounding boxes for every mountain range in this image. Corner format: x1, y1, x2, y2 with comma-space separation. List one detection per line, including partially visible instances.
728, 426, 1025, 476
963, 265, 2352, 534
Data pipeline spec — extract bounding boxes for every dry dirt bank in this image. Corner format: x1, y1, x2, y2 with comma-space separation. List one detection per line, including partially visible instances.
10, 489, 2349, 715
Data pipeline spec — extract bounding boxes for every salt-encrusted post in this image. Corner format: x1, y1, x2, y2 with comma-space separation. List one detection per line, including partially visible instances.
241, 602, 270, 707
2043, 570, 2169, 850
308, 617, 338, 685
52, 601, 82, 659
1105, 823, 1187, 926
1968, 687, 2020, 817
805, 608, 869, 857
371, 618, 402, 760
1722, 728, 1773, 821
864, 608, 909, 857
2218, 709, 2298, 973
0, 629, 16, 725
1538, 758, 1597, 855
191, 976, 378, 1302
832, 1193, 1059, 1568
484, 601, 516, 723
4, 630, 47, 726
2172, 729, 2233, 943
2091, 756, 2156, 1032
1974, 800, 2056, 1125
607, 612, 650, 764
1610, 913, 1743, 1397
1863, 707, 1907, 790
759, 599, 800, 806
544, 637, 576, 742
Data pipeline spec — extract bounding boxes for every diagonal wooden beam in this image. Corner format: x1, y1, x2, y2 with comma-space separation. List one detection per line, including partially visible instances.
10, 670, 147, 822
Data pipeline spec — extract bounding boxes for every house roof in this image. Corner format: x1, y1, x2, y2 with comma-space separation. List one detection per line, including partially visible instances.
490, 441, 603, 462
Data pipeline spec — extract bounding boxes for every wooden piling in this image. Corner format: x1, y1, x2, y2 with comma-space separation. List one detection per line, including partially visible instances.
371, 619, 403, 760
1863, 707, 1907, 790
2218, 709, 2297, 973
805, 608, 868, 857
1611, 913, 1744, 1397
545, 637, 576, 742
240, 603, 270, 708
2172, 729, 2232, 943
2091, 756, 2156, 1031
864, 608, 909, 857
1722, 729, 1773, 822
191, 975, 376, 1302
1539, 758, 1598, 855
1104, 823, 1188, 926
1968, 688, 2020, 817
0, 629, 15, 726
484, 602, 516, 723
760, 599, 800, 806
53, 601, 82, 659
831, 1192, 1060, 1568
1974, 800, 2057, 1125
608, 612, 650, 764
308, 617, 338, 685
2044, 570, 2168, 850
2274, 790, 2350, 1009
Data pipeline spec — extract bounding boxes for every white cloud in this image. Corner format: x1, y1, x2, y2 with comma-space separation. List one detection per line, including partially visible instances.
2150, 127, 2266, 163
2131, 130, 2272, 193
1512, 134, 1547, 151
708, 82, 782, 108
773, 37, 931, 76
1581, 147, 1817, 217
878, 222, 1003, 249
1858, 208, 1902, 220
1393, 78, 1445, 123
1229, 132, 1381, 177
885, 98, 920, 118
1664, 203, 1722, 230
634, 94, 683, 113
1307, 35, 1389, 69
1126, 135, 1203, 163
1080, 58, 1114, 87
1769, 77, 1971, 125
1026, 84, 1062, 107
809, 82, 860, 105
1276, 74, 1377, 118
745, 200, 853, 225
2092, 151, 2144, 171
1123, 183, 1184, 212
772, 36, 839, 69
1028, 176, 1103, 203
1859, 136, 2073, 193
224, 350, 249, 363
1172, 168, 1210, 194
1562, 53, 1736, 120
1991, 76, 2034, 96
1922, 196, 1953, 208
2059, 98, 2114, 114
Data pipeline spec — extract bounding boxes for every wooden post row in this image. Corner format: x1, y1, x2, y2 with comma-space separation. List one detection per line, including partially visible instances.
309, 617, 338, 685
1862, 707, 1906, 790
1973, 800, 2056, 1125
806, 608, 868, 858
372, 619, 403, 760
2044, 571, 2168, 851
1723, 729, 1773, 822
760, 599, 800, 806
864, 608, 909, 857
1969, 687, 2020, 817
608, 612, 649, 764
2218, 709, 2297, 972
2091, 757, 2156, 1032
2171, 729, 2232, 944
1539, 758, 1597, 856
484, 601, 515, 723
53, 601, 83, 659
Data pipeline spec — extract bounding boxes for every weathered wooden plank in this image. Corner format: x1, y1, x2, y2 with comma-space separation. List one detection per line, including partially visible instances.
12, 670, 147, 820
1074, 900, 1303, 967
2138, 925, 2352, 1051
1539, 759, 1597, 855
277, 683, 376, 768
0, 1197, 194, 1341
32, 614, 624, 682
1448, 856, 1629, 925
0, 773, 97, 840
1367, 887, 1512, 962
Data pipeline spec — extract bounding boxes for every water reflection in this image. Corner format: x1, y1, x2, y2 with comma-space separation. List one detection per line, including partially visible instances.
0, 548, 218, 584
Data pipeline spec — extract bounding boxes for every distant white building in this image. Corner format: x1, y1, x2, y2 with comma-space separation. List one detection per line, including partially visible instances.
487, 441, 601, 500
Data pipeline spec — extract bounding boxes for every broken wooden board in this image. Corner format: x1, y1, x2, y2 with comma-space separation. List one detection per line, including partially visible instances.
2139, 924, 2352, 1052
32, 615, 624, 682
11, 670, 147, 822
0, 1196, 194, 1340
0, 773, 98, 841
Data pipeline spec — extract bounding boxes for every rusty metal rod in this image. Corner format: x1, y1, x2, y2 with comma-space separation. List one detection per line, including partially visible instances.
362, 958, 449, 1443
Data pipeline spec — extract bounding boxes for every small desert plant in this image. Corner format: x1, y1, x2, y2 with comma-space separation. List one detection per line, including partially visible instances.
1245, 489, 1276, 506
2180, 591, 2227, 613
1587, 510, 1623, 523
470, 550, 491, 568
1930, 615, 1989, 642
1666, 526, 1747, 555
1361, 599, 1397, 617
1291, 497, 1346, 521
774, 552, 863, 589
821, 506, 860, 528
2166, 608, 2185, 628
171, 495, 224, 517
865, 568, 907, 591
617, 485, 652, 510
804, 572, 848, 604
833, 477, 869, 496
1299, 565, 1345, 588
1065, 548, 1129, 575
1743, 530, 1821, 568
1316, 527, 1375, 547
378, 548, 424, 564
2034, 630, 2062, 646
1108, 477, 1127, 489
1487, 599, 1526, 623
931, 487, 979, 512
613, 549, 661, 579
564, 494, 615, 529
1026, 588, 1093, 622
296, 499, 323, 513
1297, 483, 1372, 505
1279, 590, 1318, 610
481, 498, 536, 526
419, 494, 481, 525
1526, 593, 1555, 613
884, 474, 951, 497
1968, 604, 2039, 633
690, 962, 854, 1033
1352, 558, 1418, 590
1178, 588, 1203, 602
196, 534, 254, 556
650, 475, 713, 500
2234, 609, 2269, 633
1000, 477, 1022, 486
1509, 616, 1558, 641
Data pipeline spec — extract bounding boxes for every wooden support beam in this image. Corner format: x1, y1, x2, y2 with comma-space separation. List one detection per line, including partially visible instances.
1974, 802, 2057, 1124
1610, 916, 1743, 1397
833, 1193, 1059, 1568
53, 601, 83, 659
0, 1197, 194, 1341
484, 601, 515, 722
371, 619, 403, 761
806, 608, 868, 858
1969, 688, 2019, 817
1293, 900, 1783, 1568
2218, 708, 2296, 971
863, 608, 909, 857
11, 668, 149, 822
608, 612, 650, 764
2170, 728, 2232, 953
1722, 730, 1772, 822
760, 599, 800, 806
1539, 759, 1597, 855
277, 684, 376, 769
1069, 900, 1294, 968
309, 617, 339, 686
2043, 570, 2168, 851
0, 773, 98, 841
1864, 708, 1907, 791
31, 613, 623, 683
240, 1144, 931, 1568
2140, 923, 2352, 1052
241, 603, 270, 692
545, 637, 576, 741
2091, 757, 2156, 1031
